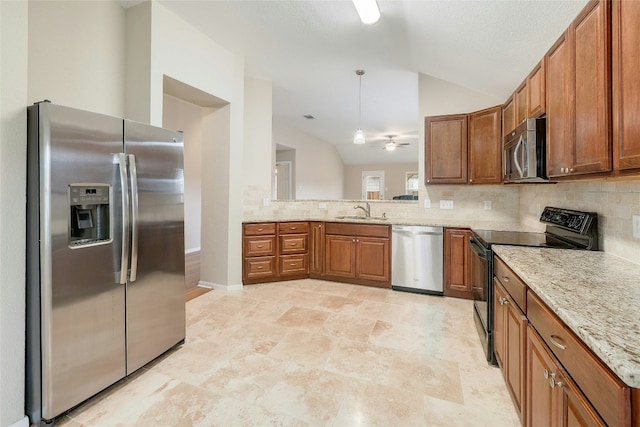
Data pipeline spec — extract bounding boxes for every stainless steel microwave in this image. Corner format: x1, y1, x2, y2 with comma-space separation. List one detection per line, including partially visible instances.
503, 118, 547, 183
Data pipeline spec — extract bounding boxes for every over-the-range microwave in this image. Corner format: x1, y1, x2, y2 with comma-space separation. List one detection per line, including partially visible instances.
503, 118, 547, 183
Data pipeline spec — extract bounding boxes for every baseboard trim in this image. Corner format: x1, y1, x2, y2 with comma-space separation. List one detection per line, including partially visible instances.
9, 416, 29, 427
199, 280, 243, 292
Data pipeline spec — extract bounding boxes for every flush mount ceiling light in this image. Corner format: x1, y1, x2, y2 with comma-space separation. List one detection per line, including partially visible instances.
352, 0, 380, 24
384, 141, 396, 151
353, 69, 366, 145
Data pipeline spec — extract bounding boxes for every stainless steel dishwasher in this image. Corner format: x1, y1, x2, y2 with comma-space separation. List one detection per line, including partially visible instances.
392, 225, 444, 295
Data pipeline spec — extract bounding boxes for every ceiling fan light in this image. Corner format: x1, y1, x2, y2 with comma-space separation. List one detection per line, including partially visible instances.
352, 0, 380, 24
354, 128, 366, 144
385, 141, 396, 151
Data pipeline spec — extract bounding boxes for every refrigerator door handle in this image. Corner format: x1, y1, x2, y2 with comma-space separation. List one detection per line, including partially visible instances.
118, 153, 130, 284
128, 154, 139, 282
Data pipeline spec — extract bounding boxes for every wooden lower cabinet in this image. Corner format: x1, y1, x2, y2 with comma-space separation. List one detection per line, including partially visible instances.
309, 221, 325, 277
494, 278, 527, 423
443, 228, 473, 299
527, 325, 605, 427
324, 222, 390, 288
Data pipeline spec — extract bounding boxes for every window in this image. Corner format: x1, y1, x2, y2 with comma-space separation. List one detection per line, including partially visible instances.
405, 171, 418, 197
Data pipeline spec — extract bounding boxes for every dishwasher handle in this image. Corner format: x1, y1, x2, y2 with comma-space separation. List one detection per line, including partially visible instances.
394, 230, 442, 237
469, 237, 488, 259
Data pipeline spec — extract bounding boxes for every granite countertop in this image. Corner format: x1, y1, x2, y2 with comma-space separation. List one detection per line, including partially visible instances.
492, 245, 640, 388
243, 217, 528, 231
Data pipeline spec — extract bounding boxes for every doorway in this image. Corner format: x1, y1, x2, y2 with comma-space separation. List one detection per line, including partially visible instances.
275, 161, 292, 200
362, 170, 385, 200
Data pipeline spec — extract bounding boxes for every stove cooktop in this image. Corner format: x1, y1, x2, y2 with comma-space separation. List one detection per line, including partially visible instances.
471, 230, 576, 249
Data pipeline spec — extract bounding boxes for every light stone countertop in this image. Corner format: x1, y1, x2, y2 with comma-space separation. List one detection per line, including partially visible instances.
492, 245, 640, 388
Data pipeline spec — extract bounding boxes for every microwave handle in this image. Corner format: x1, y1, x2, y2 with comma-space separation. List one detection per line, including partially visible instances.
514, 135, 525, 178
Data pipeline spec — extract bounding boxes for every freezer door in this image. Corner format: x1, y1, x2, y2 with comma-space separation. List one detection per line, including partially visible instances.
124, 120, 185, 373
26, 103, 127, 421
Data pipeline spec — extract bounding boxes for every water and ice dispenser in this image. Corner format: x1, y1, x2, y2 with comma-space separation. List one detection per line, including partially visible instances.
68, 183, 111, 247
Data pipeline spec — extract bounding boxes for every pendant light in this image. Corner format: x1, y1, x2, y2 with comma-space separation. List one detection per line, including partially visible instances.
353, 69, 366, 145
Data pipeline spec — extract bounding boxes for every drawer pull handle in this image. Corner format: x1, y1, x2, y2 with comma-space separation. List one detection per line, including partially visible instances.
501, 276, 510, 283
291, 227, 297, 230
549, 335, 567, 350
257, 245, 264, 248
257, 228, 263, 231
256, 266, 263, 270
290, 243, 296, 246
290, 263, 296, 266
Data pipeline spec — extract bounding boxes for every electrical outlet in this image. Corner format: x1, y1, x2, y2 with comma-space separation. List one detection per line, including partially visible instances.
633, 215, 640, 238
318, 202, 327, 209
424, 199, 431, 209
440, 200, 454, 209
484, 200, 492, 210
262, 198, 270, 207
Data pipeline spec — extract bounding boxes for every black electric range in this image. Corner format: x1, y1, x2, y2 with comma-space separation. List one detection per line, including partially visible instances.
470, 207, 598, 366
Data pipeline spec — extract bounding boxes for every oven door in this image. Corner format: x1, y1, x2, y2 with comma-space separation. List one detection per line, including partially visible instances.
469, 235, 496, 365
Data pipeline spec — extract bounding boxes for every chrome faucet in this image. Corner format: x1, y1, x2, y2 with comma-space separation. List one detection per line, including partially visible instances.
353, 202, 371, 218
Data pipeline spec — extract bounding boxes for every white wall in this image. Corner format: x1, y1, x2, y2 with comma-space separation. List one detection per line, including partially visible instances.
28, 0, 126, 116
243, 78, 273, 200
0, 1, 29, 426
162, 94, 203, 252
272, 120, 344, 200
344, 163, 418, 200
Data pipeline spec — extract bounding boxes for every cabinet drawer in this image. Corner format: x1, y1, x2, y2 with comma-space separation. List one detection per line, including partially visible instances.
244, 236, 276, 257
494, 256, 527, 312
527, 291, 630, 427
280, 235, 307, 254
244, 222, 276, 236
278, 222, 309, 234
244, 256, 276, 279
280, 254, 308, 275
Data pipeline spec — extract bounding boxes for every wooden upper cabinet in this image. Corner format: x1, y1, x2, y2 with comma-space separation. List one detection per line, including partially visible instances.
468, 106, 502, 184
527, 58, 546, 118
514, 82, 528, 126
502, 95, 516, 138
425, 114, 468, 184
546, 30, 572, 177
612, 0, 640, 171
571, 0, 611, 175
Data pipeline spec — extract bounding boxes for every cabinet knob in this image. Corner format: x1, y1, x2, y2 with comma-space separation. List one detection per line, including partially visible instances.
543, 369, 550, 379
569, 168, 574, 173
469, 179, 473, 183
549, 375, 563, 389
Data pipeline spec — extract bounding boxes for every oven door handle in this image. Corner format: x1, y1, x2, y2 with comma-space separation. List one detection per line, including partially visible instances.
469, 238, 488, 259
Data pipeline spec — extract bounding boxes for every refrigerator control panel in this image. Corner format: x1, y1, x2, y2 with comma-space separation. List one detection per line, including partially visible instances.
68, 183, 112, 248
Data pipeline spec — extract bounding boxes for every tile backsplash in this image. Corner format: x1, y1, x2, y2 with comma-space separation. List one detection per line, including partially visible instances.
244, 178, 640, 265
519, 179, 640, 265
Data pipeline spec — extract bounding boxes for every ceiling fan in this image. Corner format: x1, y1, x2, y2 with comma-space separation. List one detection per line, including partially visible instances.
372, 135, 412, 151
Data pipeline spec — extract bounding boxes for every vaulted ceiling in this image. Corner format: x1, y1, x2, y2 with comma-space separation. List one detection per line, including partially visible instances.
156, 0, 588, 164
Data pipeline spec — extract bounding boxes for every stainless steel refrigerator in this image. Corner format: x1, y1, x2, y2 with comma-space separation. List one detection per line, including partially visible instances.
26, 101, 186, 424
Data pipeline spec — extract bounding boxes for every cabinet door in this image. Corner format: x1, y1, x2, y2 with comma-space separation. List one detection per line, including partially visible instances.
443, 228, 472, 299
612, 0, 640, 171
494, 279, 506, 368
425, 115, 468, 184
468, 106, 502, 184
571, 0, 611, 175
545, 31, 572, 178
560, 370, 606, 427
527, 59, 546, 118
505, 295, 527, 422
515, 82, 528, 125
324, 235, 356, 278
355, 237, 390, 284
309, 222, 324, 275
527, 325, 561, 427
503, 96, 516, 138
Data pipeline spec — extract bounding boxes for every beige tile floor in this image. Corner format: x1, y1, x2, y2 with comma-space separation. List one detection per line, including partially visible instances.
55, 279, 520, 427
